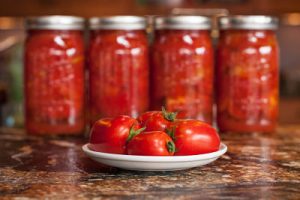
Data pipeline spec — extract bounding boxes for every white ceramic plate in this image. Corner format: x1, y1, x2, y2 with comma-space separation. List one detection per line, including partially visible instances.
82, 143, 227, 171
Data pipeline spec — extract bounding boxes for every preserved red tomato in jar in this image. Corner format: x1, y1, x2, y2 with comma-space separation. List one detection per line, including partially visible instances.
151, 16, 214, 123
216, 16, 279, 133
25, 16, 85, 135
88, 16, 149, 124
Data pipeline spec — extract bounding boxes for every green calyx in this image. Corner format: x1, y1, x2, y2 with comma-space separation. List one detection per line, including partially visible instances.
166, 141, 176, 154
127, 125, 146, 142
165, 126, 176, 141
162, 107, 177, 122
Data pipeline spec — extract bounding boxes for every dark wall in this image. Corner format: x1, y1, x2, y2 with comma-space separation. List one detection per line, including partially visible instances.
1, 0, 300, 17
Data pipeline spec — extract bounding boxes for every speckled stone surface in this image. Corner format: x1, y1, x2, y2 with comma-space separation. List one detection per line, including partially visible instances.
0, 126, 299, 199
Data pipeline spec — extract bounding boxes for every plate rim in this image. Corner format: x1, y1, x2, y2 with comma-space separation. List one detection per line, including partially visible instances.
82, 143, 227, 162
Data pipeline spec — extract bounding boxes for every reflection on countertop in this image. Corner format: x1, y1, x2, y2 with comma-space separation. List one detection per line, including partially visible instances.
0, 125, 299, 199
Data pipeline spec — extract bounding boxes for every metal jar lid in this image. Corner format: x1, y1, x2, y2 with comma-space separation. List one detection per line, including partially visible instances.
89, 16, 146, 30
154, 16, 212, 30
218, 15, 278, 30
26, 16, 85, 30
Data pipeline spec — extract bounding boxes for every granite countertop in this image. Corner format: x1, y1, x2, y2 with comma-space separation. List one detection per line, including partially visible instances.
0, 126, 299, 199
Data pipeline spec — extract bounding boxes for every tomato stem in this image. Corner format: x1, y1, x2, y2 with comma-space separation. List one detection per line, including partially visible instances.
166, 141, 176, 153
127, 125, 146, 142
162, 107, 177, 122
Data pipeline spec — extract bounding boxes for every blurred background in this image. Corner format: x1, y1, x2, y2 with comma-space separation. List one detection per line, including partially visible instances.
0, 0, 300, 127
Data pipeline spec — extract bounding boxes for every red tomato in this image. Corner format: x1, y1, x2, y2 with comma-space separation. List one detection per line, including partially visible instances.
138, 107, 177, 132
169, 119, 220, 155
126, 131, 175, 156
89, 115, 142, 154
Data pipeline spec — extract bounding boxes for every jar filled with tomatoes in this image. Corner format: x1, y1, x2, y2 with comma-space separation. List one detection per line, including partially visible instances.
217, 16, 279, 133
25, 16, 85, 135
88, 16, 149, 124
151, 16, 214, 124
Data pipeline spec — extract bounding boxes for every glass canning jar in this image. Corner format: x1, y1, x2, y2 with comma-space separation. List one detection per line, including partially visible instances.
25, 16, 85, 135
216, 15, 279, 133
